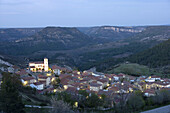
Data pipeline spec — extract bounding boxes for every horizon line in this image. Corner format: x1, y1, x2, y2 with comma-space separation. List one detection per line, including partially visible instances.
0, 24, 170, 29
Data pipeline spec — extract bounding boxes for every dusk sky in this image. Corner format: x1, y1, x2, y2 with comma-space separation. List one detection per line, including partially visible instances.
0, 0, 170, 28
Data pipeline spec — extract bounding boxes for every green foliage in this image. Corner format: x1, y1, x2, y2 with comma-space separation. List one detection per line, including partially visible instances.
85, 93, 103, 108
57, 92, 75, 106
0, 73, 25, 113
151, 90, 170, 105
108, 63, 160, 76
78, 90, 89, 97
51, 78, 61, 88
0, 27, 94, 56
129, 39, 170, 68
50, 97, 74, 113
127, 93, 145, 111
78, 42, 151, 71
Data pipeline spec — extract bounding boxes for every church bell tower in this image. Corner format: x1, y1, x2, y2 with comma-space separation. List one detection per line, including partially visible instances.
44, 58, 48, 72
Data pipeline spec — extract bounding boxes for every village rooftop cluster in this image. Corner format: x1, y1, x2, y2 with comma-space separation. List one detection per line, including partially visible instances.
0, 58, 170, 104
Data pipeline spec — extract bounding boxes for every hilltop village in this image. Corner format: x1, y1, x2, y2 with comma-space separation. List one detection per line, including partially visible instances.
0, 58, 170, 106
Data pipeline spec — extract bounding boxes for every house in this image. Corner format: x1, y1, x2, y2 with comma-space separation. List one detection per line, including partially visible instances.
150, 75, 161, 81
144, 89, 156, 97
117, 73, 125, 78
105, 74, 114, 82
61, 79, 70, 90
12, 65, 20, 73
30, 82, 44, 90
145, 78, 155, 82
92, 72, 105, 77
145, 75, 161, 82
65, 87, 79, 95
138, 77, 146, 82
37, 74, 50, 86
59, 74, 72, 80
112, 74, 120, 81
7, 66, 14, 73
89, 83, 102, 92
108, 86, 120, 93
152, 82, 170, 88
72, 70, 81, 75
16, 69, 29, 77
125, 75, 136, 83
21, 76, 36, 86
97, 78, 109, 88
29, 58, 48, 72
52, 65, 62, 75
137, 82, 151, 90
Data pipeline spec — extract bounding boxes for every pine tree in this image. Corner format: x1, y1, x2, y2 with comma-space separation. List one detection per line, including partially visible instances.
0, 73, 25, 113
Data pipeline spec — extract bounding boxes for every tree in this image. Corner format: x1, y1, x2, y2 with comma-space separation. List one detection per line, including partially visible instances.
151, 89, 170, 105
0, 73, 25, 113
57, 92, 75, 106
127, 93, 145, 111
50, 96, 74, 113
160, 89, 170, 103
78, 90, 89, 97
51, 78, 61, 88
85, 93, 103, 108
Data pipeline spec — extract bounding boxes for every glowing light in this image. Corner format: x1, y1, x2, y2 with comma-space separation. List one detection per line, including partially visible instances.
47, 73, 51, 76
74, 102, 78, 107
64, 85, 68, 90
51, 78, 55, 82
54, 89, 57, 92
23, 81, 28, 86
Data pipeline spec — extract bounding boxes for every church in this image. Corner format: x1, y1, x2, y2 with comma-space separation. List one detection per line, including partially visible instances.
29, 58, 49, 72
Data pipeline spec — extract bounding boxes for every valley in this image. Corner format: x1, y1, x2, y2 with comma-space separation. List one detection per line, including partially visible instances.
0, 25, 170, 76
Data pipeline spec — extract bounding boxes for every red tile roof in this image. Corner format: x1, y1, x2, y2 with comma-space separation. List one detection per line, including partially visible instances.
22, 76, 35, 81
65, 87, 78, 94
90, 83, 102, 87
59, 74, 71, 80
38, 74, 48, 79
151, 75, 160, 78
144, 89, 155, 94
52, 65, 62, 70
33, 82, 44, 85
16, 69, 28, 75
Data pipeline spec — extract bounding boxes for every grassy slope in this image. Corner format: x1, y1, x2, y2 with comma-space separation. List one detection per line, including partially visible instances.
107, 63, 162, 76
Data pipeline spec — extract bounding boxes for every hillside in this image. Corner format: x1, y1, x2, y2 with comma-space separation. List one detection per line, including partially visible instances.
78, 26, 170, 71
78, 26, 145, 42
0, 28, 42, 42
0, 26, 170, 73
128, 39, 170, 68
125, 26, 170, 43
0, 27, 93, 55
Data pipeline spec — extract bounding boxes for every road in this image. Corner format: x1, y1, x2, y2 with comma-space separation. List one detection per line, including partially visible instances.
25, 105, 53, 109
141, 105, 170, 113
